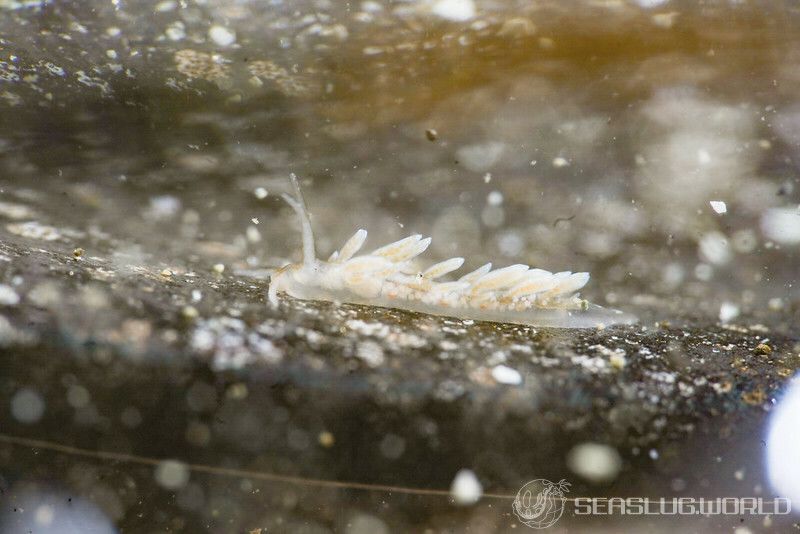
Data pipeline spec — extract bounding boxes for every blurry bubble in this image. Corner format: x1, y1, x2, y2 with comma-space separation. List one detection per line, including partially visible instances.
0, 284, 20, 306
567, 442, 623, 483
492, 364, 522, 385
246, 225, 261, 243
176, 482, 205, 511
761, 208, 800, 245
11, 387, 45, 424
146, 195, 181, 220
694, 263, 713, 281
120, 407, 142, 428
456, 142, 505, 172
636, 0, 669, 7
155, 460, 190, 490
346, 513, 389, 534
185, 421, 211, 447
450, 469, 483, 505
580, 231, 620, 259
767, 374, 800, 506
0, 487, 116, 533
66, 385, 91, 409
497, 231, 524, 257
430, 0, 476, 22
379, 433, 406, 459
719, 302, 740, 323
208, 25, 236, 47
186, 381, 217, 412
732, 229, 758, 254
661, 263, 685, 289
481, 205, 505, 228
287, 427, 311, 451
34, 504, 55, 525
431, 206, 481, 255
356, 340, 385, 367
698, 232, 731, 265
486, 191, 503, 206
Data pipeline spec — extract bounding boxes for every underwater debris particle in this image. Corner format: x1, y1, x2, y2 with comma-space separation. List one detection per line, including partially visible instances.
450, 469, 482, 505
709, 200, 727, 214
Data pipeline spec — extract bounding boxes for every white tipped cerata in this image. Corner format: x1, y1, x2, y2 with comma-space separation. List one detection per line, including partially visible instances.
268, 175, 636, 328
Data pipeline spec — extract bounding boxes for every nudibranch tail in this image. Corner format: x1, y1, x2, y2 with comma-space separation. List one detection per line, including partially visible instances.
268, 174, 637, 328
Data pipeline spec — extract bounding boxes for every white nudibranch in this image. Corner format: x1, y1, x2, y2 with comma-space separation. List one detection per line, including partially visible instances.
268, 174, 636, 328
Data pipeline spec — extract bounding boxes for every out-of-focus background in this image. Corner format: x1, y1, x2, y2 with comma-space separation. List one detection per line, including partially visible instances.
0, 0, 799, 532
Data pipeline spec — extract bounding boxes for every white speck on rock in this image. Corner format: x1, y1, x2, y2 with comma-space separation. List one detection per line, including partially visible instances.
450, 469, 482, 505
491, 364, 522, 385
208, 25, 236, 47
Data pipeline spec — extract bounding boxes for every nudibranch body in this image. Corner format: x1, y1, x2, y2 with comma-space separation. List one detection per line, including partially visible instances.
268, 174, 636, 328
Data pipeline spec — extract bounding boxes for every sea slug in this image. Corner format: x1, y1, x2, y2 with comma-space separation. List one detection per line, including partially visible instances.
268, 174, 636, 328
